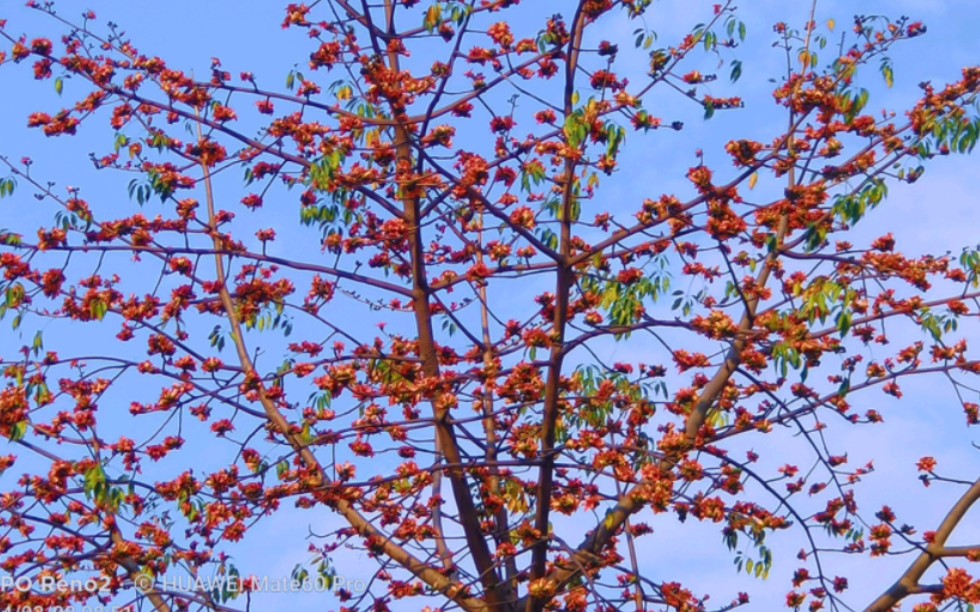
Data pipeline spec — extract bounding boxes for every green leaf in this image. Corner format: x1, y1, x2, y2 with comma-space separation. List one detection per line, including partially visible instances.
423, 4, 442, 32
83, 465, 107, 499
5, 284, 24, 308
563, 114, 585, 148
730, 60, 742, 83
881, 62, 894, 88
0, 177, 15, 198
55, 77, 63, 95
9, 420, 28, 442
703, 100, 715, 120
90, 298, 108, 321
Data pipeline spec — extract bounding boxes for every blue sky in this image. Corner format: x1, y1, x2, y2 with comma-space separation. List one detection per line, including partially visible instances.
1, 1, 979, 610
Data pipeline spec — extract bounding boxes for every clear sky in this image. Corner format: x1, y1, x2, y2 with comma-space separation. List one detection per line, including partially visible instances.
1, 1, 979, 610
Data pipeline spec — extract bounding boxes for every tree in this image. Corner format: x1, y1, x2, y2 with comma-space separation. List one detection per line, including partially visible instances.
0, 0, 979, 610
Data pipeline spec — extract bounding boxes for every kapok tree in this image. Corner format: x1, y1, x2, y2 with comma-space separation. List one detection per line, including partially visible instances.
1, 1, 979, 610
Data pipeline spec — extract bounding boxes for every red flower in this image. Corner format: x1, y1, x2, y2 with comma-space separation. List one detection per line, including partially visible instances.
490, 116, 516, 133
211, 419, 235, 435
27, 112, 51, 127
30, 38, 52, 55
